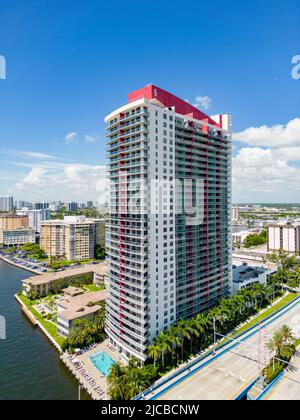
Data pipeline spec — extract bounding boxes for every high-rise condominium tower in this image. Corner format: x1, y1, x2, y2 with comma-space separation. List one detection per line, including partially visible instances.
105, 85, 232, 362
0, 196, 14, 212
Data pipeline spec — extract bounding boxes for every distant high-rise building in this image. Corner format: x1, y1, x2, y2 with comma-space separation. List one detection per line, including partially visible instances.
35, 202, 50, 210
86, 201, 94, 209
105, 84, 232, 362
66, 202, 78, 213
31, 209, 51, 232
17, 201, 25, 209
49, 204, 58, 212
0, 196, 14, 212
232, 206, 239, 222
17, 208, 51, 232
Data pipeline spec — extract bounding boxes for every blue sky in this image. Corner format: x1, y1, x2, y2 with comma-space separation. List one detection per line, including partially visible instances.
0, 0, 299, 203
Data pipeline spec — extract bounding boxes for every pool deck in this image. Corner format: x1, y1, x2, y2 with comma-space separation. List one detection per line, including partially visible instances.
61, 340, 124, 400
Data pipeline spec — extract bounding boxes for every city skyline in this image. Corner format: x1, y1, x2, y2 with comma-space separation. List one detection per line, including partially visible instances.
1, 1, 300, 402
0, 0, 299, 203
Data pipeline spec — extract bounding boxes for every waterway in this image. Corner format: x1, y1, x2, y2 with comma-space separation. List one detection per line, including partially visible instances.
0, 259, 88, 400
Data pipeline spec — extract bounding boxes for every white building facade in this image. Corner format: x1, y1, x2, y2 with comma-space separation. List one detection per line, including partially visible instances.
17, 208, 51, 232
232, 264, 274, 293
268, 223, 300, 255
0, 228, 35, 245
105, 85, 232, 362
232, 206, 239, 222
0, 196, 14, 212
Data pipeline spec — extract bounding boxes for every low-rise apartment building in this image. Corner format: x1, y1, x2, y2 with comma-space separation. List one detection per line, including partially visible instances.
56, 289, 107, 337
0, 228, 36, 246
232, 264, 275, 293
22, 263, 107, 297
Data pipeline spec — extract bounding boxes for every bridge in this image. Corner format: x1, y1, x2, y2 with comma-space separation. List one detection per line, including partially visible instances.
141, 296, 300, 400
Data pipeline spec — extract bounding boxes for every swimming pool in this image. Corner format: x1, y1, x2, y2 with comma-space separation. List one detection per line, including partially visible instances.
90, 351, 115, 377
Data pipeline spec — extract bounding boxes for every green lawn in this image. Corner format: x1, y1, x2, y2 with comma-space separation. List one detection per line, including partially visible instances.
83, 284, 105, 292
18, 294, 65, 347
231, 293, 298, 338
27, 255, 47, 262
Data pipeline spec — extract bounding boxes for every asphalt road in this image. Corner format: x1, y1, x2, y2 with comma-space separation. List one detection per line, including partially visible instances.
149, 297, 300, 400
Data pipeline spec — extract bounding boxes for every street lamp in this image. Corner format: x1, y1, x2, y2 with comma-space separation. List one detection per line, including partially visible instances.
78, 384, 83, 401
213, 317, 217, 355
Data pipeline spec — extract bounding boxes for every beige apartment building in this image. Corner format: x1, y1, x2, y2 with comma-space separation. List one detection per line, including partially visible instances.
40, 216, 105, 261
0, 214, 29, 229
0, 214, 34, 246
268, 223, 300, 255
93, 218, 106, 249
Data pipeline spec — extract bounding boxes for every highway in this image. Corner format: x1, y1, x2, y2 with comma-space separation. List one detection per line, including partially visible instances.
146, 296, 300, 400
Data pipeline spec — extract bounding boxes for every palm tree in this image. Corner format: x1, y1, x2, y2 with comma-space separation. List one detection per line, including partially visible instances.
123, 365, 151, 400
176, 319, 194, 358
107, 363, 126, 400
94, 311, 106, 332
186, 319, 200, 353
148, 343, 161, 367
268, 329, 295, 361
239, 288, 254, 307
68, 326, 86, 348
210, 307, 229, 332
279, 325, 296, 346
156, 332, 172, 369
195, 313, 210, 332
268, 273, 281, 293
168, 326, 183, 362
194, 313, 211, 347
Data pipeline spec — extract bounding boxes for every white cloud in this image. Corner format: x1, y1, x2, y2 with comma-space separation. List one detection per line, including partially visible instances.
65, 132, 78, 144
233, 118, 300, 148
18, 167, 46, 185
232, 117, 300, 201
273, 147, 300, 162
193, 96, 212, 111
232, 147, 300, 202
17, 151, 55, 160
85, 135, 97, 143
14, 162, 109, 204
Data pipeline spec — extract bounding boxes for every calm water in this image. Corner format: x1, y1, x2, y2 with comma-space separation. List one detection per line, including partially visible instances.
0, 260, 87, 400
